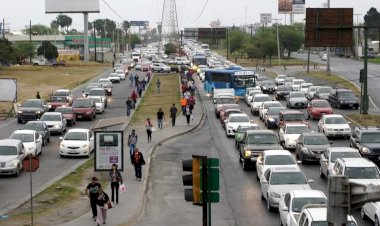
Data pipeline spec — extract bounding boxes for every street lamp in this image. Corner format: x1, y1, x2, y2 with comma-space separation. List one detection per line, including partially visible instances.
273, 18, 282, 66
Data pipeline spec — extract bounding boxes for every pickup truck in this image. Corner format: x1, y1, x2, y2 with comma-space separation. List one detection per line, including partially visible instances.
32, 58, 65, 66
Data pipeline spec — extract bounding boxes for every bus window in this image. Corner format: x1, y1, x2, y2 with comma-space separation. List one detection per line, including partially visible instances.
234, 75, 256, 87
211, 73, 230, 82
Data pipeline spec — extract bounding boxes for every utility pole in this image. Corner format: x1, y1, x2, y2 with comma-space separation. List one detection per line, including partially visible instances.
226, 28, 229, 60
29, 20, 32, 63
273, 18, 282, 66
93, 21, 97, 62
326, 0, 331, 72
102, 21, 106, 63
363, 28, 369, 114
2, 18, 4, 39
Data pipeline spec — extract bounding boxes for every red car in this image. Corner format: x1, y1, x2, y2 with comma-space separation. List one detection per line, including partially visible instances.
307, 99, 333, 120
47, 96, 70, 111
55, 106, 76, 126
72, 98, 96, 121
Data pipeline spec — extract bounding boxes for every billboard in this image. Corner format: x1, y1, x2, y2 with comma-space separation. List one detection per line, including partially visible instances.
260, 14, 272, 24
45, 0, 100, 13
130, 21, 149, 27
0, 78, 17, 102
293, 0, 305, 14
278, 0, 293, 13
94, 131, 124, 171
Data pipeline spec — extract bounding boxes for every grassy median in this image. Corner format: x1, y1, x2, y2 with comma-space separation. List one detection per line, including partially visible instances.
346, 114, 380, 127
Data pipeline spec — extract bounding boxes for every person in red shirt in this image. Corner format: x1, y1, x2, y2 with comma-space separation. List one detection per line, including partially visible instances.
131, 91, 138, 109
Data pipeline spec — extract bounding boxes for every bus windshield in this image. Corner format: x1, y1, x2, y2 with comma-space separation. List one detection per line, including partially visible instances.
234, 75, 256, 87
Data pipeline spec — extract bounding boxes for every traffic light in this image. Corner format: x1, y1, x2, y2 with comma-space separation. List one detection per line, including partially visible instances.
359, 68, 364, 83
182, 157, 202, 205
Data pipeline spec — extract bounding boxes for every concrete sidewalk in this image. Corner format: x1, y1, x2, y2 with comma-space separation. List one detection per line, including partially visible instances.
57, 75, 204, 226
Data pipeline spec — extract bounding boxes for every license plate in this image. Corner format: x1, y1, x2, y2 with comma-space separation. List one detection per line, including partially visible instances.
69, 150, 76, 154
349, 104, 353, 107
77, 115, 82, 118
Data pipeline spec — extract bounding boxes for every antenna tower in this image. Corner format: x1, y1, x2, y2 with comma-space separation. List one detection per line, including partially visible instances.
160, 0, 179, 44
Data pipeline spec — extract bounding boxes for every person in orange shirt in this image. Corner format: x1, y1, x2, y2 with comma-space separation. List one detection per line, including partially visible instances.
180, 96, 187, 115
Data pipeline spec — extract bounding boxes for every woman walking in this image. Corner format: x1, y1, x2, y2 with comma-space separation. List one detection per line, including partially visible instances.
96, 187, 110, 226
109, 164, 123, 204
145, 118, 153, 142
185, 105, 191, 126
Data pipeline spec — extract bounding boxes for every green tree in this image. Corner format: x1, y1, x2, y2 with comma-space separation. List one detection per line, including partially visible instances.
280, 26, 304, 58
122, 21, 130, 32
94, 19, 116, 38
22, 24, 54, 35
129, 34, 142, 50
164, 43, 177, 54
229, 29, 246, 54
364, 7, 380, 49
56, 15, 72, 32
14, 42, 35, 64
37, 41, 58, 60
0, 39, 15, 65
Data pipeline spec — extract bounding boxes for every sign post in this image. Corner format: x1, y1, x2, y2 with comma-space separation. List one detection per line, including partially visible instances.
94, 131, 124, 171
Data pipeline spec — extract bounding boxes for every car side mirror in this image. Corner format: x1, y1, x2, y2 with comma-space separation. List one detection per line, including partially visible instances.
59, 137, 63, 140
281, 206, 289, 212
308, 179, 314, 183
323, 159, 328, 163
296, 160, 302, 164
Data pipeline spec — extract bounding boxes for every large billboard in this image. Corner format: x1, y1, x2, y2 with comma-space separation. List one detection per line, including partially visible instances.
278, 0, 293, 13
45, 0, 100, 13
130, 21, 149, 27
0, 78, 17, 102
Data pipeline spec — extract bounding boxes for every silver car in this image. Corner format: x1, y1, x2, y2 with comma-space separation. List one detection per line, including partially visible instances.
286, 92, 308, 108
40, 112, 67, 135
0, 139, 25, 177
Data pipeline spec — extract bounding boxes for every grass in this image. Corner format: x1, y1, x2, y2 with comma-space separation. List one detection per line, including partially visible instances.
346, 114, 380, 127
368, 58, 380, 64
130, 73, 181, 126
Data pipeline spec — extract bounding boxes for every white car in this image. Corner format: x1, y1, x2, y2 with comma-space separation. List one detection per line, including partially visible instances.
59, 128, 94, 158
256, 150, 300, 180
108, 73, 121, 83
279, 124, 311, 150
319, 147, 361, 178
250, 94, 271, 115
53, 89, 73, 104
245, 90, 262, 106
275, 74, 287, 85
260, 167, 313, 211
291, 79, 305, 91
306, 86, 320, 100
10, 130, 42, 156
0, 139, 25, 177
114, 69, 126, 80
87, 88, 107, 107
39, 112, 67, 135
361, 202, 380, 225
225, 113, 252, 136
279, 190, 327, 226
89, 96, 105, 113
259, 101, 282, 120
318, 114, 351, 138
151, 63, 171, 73
300, 83, 313, 94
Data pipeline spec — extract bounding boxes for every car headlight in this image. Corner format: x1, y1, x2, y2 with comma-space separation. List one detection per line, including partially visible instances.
36, 110, 41, 114
361, 147, 370, 154
85, 111, 91, 114
9, 160, 19, 167
344, 128, 350, 132
268, 118, 275, 122
53, 124, 61, 129
244, 150, 252, 157
263, 87, 267, 90
60, 143, 66, 148
82, 144, 89, 148
269, 192, 281, 198
48, 105, 52, 108
18, 110, 23, 114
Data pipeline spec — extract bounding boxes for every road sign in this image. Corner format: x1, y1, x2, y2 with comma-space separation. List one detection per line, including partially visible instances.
130, 21, 149, 27
94, 131, 124, 171
184, 28, 226, 39
260, 14, 272, 24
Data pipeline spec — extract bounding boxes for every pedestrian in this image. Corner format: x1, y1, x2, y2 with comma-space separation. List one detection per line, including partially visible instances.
137, 84, 143, 98
129, 74, 134, 87
112, 60, 115, 69
86, 177, 101, 221
185, 105, 191, 125
180, 96, 187, 115
128, 129, 138, 156
109, 164, 122, 204
156, 79, 161, 93
126, 97, 132, 116
131, 148, 145, 181
96, 187, 110, 226
134, 74, 139, 87
156, 108, 165, 129
187, 94, 195, 114
145, 118, 153, 142
36, 91, 41, 99
170, 103, 178, 126
131, 91, 138, 109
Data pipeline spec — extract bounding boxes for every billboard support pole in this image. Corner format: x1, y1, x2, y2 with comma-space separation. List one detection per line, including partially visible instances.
83, 13, 89, 62
326, 0, 331, 73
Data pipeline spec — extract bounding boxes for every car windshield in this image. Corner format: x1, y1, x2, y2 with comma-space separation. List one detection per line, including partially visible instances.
217, 98, 235, 104
0, 146, 18, 155
64, 132, 88, 141
229, 115, 250, 123
49, 96, 66, 102
23, 100, 41, 107
40, 114, 61, 121
73, 100, 91, 108
319, 87, 331, 93
268, 107, 286, 115
345, 167, 380, 179
238, 126, 260, 132
304, 136, 329, 145
361, 133, 380, 143
313, 101, 330, 108
88, 89, 105, 96
286, 126, 310, 134
54, 91, 69, 96
254, 96, 271, 102
325, 117, 346, 124
301, 84, 312, 88
277, 86, 292, 91
283, 113, 305, 121
264, 102, 282, 109
292, 197, 327, 212
55, 108, 72, 114
309, 87, 319, 92
290, 93, 305, 98
247, 134, 277, 144
270, 172, 307, 185
24, 122, 44, 131
277, 75, 286, 79
265, 155, 295, 165
91, 98, 101, 103
262, 81, 274, 86
249, 90, 261, 96
338, 92, 356, 99
293, 80, 304, 85
330, 152, 361, 163
311, 222, 356, 226
10, 133, 34, 142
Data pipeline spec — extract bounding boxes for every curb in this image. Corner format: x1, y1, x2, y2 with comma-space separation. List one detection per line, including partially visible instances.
344, 114, 362, 128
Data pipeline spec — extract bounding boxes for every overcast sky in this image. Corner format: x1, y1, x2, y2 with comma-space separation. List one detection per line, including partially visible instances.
0, 0, 377, 32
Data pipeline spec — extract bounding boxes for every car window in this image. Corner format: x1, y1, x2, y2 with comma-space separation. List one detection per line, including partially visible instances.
265, 155, 296, 165
269, 172, 307, 185
361, 133, 380, 143
345, 167, 380, 179
292, 197, 327, 213
286, 126, 310, 134
304, 136, 329, 145
325, 117, 346, 124
299, 213, 307, 226
0, 146, 18, 155
247, 134, 277, 145
64, 132, 88, 141
284, 193, 291, 208
10, 133, 34, 142
40, 114, 61, 121
229, 115, 250, 123
330, 152, 360, 163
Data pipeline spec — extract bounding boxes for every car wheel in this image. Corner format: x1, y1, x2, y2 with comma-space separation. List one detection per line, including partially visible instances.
319, 167, 325, 178
47, 136, 50, 143
14, 165, 20, 177
60, 154, 64, 158
266, 196, 274, 211
361, 207, 368, 220
261, 192, 265, 200
242, 161, 248, 171
375, 216, 380, 226
42, 138, 46, 146
87, 152, 91, 158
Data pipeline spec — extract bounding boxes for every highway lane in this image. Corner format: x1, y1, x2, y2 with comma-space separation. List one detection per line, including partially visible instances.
0, 67, 144, 214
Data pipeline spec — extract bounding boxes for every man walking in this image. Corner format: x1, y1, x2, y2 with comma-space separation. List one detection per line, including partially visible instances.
180, 96, 187, 115
131, 148, 145, 181
131, 91, 138, 109
128, 129, 138, 156
86, 177, 101, 221
156, 79, 161, 93
126, 97, 132, 116
170, 103, 178, 126
156, 108, 165, 129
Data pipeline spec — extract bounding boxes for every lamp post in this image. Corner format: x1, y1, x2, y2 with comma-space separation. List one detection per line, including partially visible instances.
273, 18, 282, 66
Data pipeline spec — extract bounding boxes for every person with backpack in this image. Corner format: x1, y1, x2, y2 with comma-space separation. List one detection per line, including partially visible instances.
187, 95, 195, 114
128, 129, 138, 156
145, 118, 153, 142
170, 103, 178, 126
131, 148, 145, 181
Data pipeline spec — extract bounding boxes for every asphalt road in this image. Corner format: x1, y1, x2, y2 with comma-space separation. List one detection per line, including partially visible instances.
293, 52, 380, 112
138, 75, 371, 226
0, 66, 144, 214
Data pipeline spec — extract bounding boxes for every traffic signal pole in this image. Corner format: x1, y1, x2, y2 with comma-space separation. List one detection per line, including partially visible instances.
202, 157, 208, 226
363, 28, 369, 114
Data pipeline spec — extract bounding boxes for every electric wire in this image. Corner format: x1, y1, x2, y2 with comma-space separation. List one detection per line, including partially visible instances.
192, 0, 209, 22
102, 0, 126, 21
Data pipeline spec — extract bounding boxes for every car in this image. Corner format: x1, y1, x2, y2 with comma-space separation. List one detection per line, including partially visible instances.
87, 88, 107, 107
319, 147, 361, 178
39, 112, 67, 135
321, 53, 327, 61
275, 74, 287, 85
151, 63, 171, 73
23, 121, 50, 146
218, 104, 240, 120
0, 139, 25, 177
250, 94, 271, 115
260, 167, 313, 211
300, 83, 313, 94
108, 72, 121, 83
279, 190, 327, 226
98, 78, 113, 95
284, 77, 296, 86
245, 89, 262, 106
279, 124, 311, 150
286, 92, 308, 108
59, 128, 94, 158
263, 107, 286, 128
350, 127, 380, 161
256, 150, 300, 180
259, 101, 282, 120
328, 89, 359, 109
224, 113, 253, 136
234, 124, 260, 148
238, 130, 282, 170
275, 85, 293, 100
72, 98, 96, 121
9, 129, 42, 156
291, 79, 305, 91
214, 96, 236, 118
313, 86, 332, 100
17, 99, 48, 123
295, 132, 331, 163
361, 202, 380, 225
53, 89, 73, 104
89, 96, 105, 113
260, 80, 276, 94
306, 99, 333, 120
318, 114, 351, 138
305, 86, 320, 100
114, 69, 126, 80
82, 85, 99, 97
220, 108, 242, 128
278, 110, 308, 129
141, 63, 151, 72
54, 107, 76, 127
47, 96, 70, 111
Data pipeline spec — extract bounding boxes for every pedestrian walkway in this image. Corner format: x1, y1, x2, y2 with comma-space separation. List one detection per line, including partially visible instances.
57, 74, 204, 226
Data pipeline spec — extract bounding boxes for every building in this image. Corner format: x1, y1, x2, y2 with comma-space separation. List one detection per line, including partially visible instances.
210, 19, 221, 28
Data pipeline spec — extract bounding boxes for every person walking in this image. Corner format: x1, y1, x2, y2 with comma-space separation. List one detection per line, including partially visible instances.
145, 118, 153, 142
137, 82, 143, 97
185, 105, 191, 125
180, 96, 187, 115
86, 177, 101, 221
156, 108, 165, 129
128, 129, 138, 156
156, 79, 161, 93
131, 91, 138, 109
126, 97, 132, 116
131, 148, 145, 181
187, 94, 195, 114
134, 74, 139, 87
95, 187, 110, 226
170, 103, 178, 126
129, 74, 134, 87
109, 164, 122, 204
36, 91, 41, 99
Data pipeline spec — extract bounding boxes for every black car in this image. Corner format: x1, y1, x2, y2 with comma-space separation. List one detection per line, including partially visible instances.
328, 89, 359, 109
350, 127, 380, 161
17, 99, 48, 123
275, 85, 292, 100
22, 121, 50, 146
260, 80, 276, 94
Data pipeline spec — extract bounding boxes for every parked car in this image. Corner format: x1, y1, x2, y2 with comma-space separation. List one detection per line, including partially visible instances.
263, 107, 286, 129
275, 85, 292, 100
224, 113, 253, 136
256, 150, 300, 180
350, 126, 380, 162
319, 147, 361, 178
234, 124, 260, 148
47, 96, 70, 111
23, 121, 50, 146
295, 132, 331, 163
17, 99, 48, 123
306, 99, 333, 120
0, 139, 25, 177
59, 128, 94, 158
259, 101, 282, 121
9, 129, 42, 156
313, 86, 332, 100
250, 94, 271, 115
318, 114, 351, 138
72, 98, 96, 121
279, 123, 311, 150
328, 89, 359, 109
54, 107, 76, 126
286, 92, 308, 108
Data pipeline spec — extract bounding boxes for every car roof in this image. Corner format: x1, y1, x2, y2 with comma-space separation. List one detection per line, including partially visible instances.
311, 99, 329, 103
229, 113, 248, 117
12, 129, 35, 134
263, 150, 292, 156
246, 130, 276, 135
280, 110, 303, 114
55, 89, 70, 92
43, 112, 62, 115
323, 114, 343, 119
66, 128, 90, 133
0, 139, 22, 146
337, 157, 376, 167
326, 147, 359, 153
291, 190, 326, 198
271, 166, 301, 173
25, 120, 47, 124
263, 101, 280, 105
285, 123, 309, 128
302, 132, 326, 137
305, 206, 327, 221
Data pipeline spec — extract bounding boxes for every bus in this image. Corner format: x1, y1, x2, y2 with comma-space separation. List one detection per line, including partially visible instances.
192, 54, 207, 67
204, 69, 257, 97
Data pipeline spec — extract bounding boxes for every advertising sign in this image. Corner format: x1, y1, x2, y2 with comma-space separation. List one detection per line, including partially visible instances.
94, 131, 124, 171
260, 14, 272, 24
278, 0, 293, 13
130, 21, 149, 27
45, 0, 100, 13
0, 78, 17, 102
293, 0, 305, 14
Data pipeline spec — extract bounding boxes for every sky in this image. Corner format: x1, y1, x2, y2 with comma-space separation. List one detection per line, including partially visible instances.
0, 0, 378, 32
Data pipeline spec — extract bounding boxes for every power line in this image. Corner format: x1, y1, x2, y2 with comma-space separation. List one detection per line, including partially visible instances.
193, 0, 209, 22
102, 0, 126, 21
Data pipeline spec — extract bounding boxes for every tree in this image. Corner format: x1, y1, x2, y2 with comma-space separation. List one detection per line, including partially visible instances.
0, 39, 15, 65
261, 39, 278, 65
37, 41, 58, 60
56, 15, 72, 32
164, 43, 177, 54
129, 34, 142, 50
14, 42, 35, 64
364, 7, 380, 50
229, 29, 246, 54
280, 26, 304, 58
66, 29, 82, 35
122, 21, 130, 32
93, 19, 116, 38
22, 24, 54, 35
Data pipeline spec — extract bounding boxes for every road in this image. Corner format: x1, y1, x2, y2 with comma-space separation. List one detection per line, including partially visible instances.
294, 52, 380, 112
0, 66, 143, 214
138, 75, 371, 226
